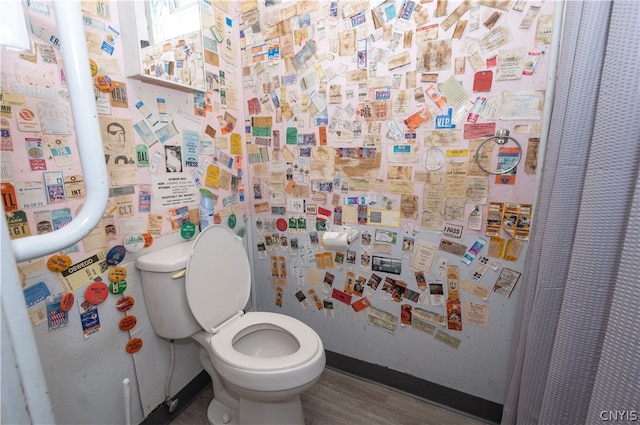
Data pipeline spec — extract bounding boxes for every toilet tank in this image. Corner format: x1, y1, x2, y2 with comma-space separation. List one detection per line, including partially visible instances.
135, 241, 201, 339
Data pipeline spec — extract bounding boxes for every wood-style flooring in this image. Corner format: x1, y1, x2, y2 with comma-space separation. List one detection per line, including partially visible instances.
171, 368, 491, 425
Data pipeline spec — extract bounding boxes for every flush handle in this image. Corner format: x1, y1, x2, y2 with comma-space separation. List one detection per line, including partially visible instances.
171, 269, 186, 279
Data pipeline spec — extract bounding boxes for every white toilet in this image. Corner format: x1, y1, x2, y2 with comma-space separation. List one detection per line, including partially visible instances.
136, 225, 325, 425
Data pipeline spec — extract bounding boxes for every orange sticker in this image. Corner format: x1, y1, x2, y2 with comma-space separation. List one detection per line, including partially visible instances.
60, 292, 75, 312
109, 266, 127, 283
94, 74, 113, 92
115, 295, 135, 312
47, 253, 72, 272
125, 337, 143, 354
142, 233, 154, 248
85, 281, 109, 305
119, 315, 137, 331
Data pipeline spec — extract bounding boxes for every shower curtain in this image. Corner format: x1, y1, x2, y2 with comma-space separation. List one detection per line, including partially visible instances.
501, 1, 640, 424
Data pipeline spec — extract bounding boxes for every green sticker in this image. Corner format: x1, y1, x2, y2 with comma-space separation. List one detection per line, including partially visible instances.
228, 214, 237, 229
181, 222, 196, 239
136, 145, 149, 167
109, 280, 127, 295
236, 227, 246, 237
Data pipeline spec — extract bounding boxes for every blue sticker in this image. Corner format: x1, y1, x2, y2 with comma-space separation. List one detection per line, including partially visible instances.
79, 303, 101, 339
435, 108, 456, 129
100, 41, 115, 56
106, 245, 126, 266
393, 145, 411, 153
24, 281, 51, 307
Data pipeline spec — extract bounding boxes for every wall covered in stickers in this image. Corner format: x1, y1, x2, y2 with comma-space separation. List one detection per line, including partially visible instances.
243, 0, 556, 406
1, 1, 247, 424
1, 0, 558, 423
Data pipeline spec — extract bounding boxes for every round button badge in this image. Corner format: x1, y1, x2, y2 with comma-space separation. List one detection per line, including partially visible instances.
95, 74, 113, 92
116, 295, 135, 312
125, 337, 143, 354
123, 234, 145, 253
228, 214, 237, 229
106, 245, 126, 266
85, 280, 109, 305
181, 222, 196, 239
60, 292, 75, 312
276, 218, 288, 232
47, 253, 72, 272
142, 233, 154, 248
109, 280, 127, 295
119, 315, 137, 331
109, 266, 127, 283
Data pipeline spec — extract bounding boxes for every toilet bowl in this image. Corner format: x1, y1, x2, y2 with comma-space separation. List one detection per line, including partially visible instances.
136, 225, 325, 425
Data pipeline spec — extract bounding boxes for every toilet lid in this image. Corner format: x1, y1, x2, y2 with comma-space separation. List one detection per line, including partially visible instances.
186, 225, 251, 331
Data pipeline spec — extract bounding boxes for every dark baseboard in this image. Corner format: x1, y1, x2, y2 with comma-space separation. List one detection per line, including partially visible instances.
140, 351, 502, 425
140, 370, 211, 425
325, 350, 503, 424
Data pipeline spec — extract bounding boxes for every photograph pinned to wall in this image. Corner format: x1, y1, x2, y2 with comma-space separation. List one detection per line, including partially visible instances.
99, 117, 136, 168
164, 145, 183, 173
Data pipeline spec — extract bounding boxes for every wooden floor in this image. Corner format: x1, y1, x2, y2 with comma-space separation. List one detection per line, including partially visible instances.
171, 368, 491, 425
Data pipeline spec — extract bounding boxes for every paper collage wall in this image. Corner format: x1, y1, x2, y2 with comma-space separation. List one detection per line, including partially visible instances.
245, 0, 552, 336
1, 1, 244, 350
0, 0, 556, 415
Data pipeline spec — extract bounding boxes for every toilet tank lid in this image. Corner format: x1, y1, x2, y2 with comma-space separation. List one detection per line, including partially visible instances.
135, 240, 194, 272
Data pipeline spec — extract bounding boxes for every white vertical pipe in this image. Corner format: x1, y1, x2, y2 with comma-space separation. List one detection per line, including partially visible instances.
10, 0, 109, 262
123, 378, 132, 425
1, 214, 56, 424
532, 0, 566, 210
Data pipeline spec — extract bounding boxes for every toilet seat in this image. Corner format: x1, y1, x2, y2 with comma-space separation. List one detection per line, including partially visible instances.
211, 311, 320, 372
185, 226, 252, 332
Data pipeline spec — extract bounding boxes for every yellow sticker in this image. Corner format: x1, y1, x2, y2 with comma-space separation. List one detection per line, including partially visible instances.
109, 266, 127, 283
89, 59, 98, 76
47, 253, 72, 272
230, 133, 243, 154
204, 164, 221, 188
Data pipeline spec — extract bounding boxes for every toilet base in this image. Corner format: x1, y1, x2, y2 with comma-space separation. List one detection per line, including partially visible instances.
239, 395, 305, 425
207, 394, 304, 425
207, 396, 238, 425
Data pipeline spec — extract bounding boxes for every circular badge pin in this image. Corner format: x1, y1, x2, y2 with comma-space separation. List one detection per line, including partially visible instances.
123, 234, 145, 253
89, 59, 98, 76
181, 222, 196, 239
94, 74, 113, 92
142, 233, 154, 248
85, 280, 109, 305
116, 295, 135, 312
119, 315, 137, 331
228, 214, 237, 229
106, 245, 126, 266
109, 266, 127, 283
109, 280, 127, 295
60, 292, 75, 312
276, 218, 288, 232
125, 337, 143, 354
47, 253, 72, 272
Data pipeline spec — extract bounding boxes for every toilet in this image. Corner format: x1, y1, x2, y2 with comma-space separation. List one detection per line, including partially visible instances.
136, 225, 325, 425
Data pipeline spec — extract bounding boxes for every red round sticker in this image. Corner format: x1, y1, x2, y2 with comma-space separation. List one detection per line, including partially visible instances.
60, 292, 75, 312
276, 218, 288, 232
116, 295, 135, 312
85, 281, 109, 305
